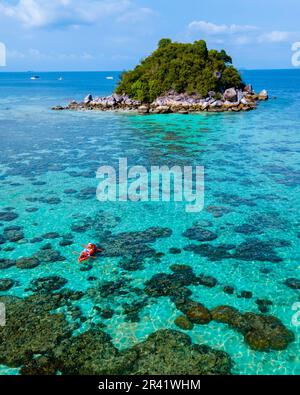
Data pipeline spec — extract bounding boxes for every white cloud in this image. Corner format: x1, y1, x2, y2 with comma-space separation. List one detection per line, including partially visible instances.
7, 47, 96, 61
188, 21, 258, 35
0, 0, 150, 28
258, 30, 292, 43
188, 20, 296, 46
116, 7, 155, 23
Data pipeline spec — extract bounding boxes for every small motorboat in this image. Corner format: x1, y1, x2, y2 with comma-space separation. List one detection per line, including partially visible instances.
30, 76, 40, 80
105, 76, 114, 80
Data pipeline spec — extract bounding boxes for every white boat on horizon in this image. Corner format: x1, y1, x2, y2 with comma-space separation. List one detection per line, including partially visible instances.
105, 76, 114, 80
30, 76, 40, 80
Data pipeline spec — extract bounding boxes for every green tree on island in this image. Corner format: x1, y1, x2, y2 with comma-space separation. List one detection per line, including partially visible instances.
115, 39, 244, 103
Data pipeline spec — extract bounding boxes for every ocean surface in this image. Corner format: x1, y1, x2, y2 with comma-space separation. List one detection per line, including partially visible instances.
0, 70, 299, 375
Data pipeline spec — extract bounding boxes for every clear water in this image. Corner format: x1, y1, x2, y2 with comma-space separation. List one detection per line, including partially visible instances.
0, 70, 299, 375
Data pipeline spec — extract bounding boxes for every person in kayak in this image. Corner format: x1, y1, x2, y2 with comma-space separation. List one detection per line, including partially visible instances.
78, 243, 103, 263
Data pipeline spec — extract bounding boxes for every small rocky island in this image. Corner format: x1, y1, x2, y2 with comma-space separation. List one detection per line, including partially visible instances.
53, 39, 269, 114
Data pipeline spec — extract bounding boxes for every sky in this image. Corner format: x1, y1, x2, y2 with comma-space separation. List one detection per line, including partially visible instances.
0, 0, 300, 71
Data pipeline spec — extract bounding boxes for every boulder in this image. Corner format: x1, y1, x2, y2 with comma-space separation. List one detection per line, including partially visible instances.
244, 84, 253, 94
84, 94, 93, 104
258, 89, 268, 100
210, 100, 223, 108
223, 88, 237, 102
138, 105, 149, 114
51, 106, 65, 111
157, 105, 171, 114
237, 89, 244, 102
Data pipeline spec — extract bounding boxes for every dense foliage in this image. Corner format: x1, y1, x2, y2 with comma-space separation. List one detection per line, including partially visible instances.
115, 39, 244, 102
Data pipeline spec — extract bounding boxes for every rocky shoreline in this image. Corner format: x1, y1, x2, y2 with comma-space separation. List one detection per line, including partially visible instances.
52, 85, 269, 114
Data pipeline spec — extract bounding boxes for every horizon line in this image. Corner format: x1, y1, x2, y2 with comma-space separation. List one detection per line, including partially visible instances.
0, 68, 299, 73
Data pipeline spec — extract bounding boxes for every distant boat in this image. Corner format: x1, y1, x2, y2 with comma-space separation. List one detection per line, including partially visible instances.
58, 77, 63, 81
106, 76, 114, 80
30, 76, 40, 80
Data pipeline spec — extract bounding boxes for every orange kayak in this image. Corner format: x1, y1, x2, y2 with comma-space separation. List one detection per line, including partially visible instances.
78, 244, 98, 263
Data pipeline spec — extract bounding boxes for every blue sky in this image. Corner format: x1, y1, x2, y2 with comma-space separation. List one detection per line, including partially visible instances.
0, 0, 299, 71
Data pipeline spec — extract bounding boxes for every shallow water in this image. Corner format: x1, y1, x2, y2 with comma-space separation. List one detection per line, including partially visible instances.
0, 70, 299, 375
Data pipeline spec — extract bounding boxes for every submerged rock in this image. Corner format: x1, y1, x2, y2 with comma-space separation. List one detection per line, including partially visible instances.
0, 295, 71, 367
144, 268, 196, 298
185, 302, 212, 325
206, 205, 230, 218
129, 330, 232, 375
42, 232, 60, 239
238, 291, 253, 299
0, 211, 18, 222
211, 305, 294, 351
243, 313, 294, 351
169, 247, 182, 254
255, 299, 273, 314
183, 226, 217, 242
53, 327, 134, 375
284, 278, 300, 290
122, 299, 148, 322
198, 274, 218, 288
0, 258, 15, 270
30, 237, 43, 243
20, 356, 58, 375
34, 248, 65, 263
16, 257, 40, 269
87, 279, 129, 301
234, 224, 260, 235
101, 227, 172, 261
119, 257, 142, 271
59, 239, 73, 247
3, 226, 24, 242
223, 286, 235, 295
26, 276, 68, 293
234, 239, 282, 262
174, 315, 194, 330
0, 278, 16, 291
184, 243, 232, 261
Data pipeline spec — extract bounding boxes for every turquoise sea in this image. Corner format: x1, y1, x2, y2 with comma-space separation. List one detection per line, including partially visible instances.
0, 70, 299, 375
